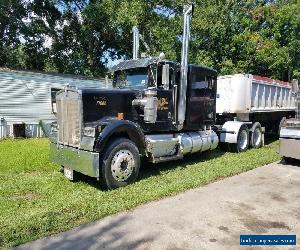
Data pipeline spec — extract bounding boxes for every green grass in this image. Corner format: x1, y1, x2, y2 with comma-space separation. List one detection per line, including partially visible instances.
0, 138, 281, 248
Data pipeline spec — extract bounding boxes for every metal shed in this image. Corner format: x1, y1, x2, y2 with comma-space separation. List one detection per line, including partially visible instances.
0, 68, 108, 138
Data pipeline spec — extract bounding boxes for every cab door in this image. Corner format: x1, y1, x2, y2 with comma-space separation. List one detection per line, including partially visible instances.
156, 63, 174, 122
144, 63, 176, 132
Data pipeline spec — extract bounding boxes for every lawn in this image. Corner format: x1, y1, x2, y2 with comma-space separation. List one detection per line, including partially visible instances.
0, 138, 281, 248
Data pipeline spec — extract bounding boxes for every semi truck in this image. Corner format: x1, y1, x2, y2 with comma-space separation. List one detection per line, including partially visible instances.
49, 4, 298, 189
279, 87, 300, 161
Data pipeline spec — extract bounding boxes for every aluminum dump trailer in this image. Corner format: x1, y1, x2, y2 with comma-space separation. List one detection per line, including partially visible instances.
217, 74, 297, 132
217, 74, 296, 117
217, 74, 298, 152
279, 90, 300, 160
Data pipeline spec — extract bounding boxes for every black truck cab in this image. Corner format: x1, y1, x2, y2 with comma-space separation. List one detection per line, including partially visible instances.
106, 58, 217, 133
50, 4, 220, 189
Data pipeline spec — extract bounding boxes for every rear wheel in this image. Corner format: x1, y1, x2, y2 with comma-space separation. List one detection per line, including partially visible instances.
250, 123, 263, 149
100, 138, 140, 189
228, 125, 249, 152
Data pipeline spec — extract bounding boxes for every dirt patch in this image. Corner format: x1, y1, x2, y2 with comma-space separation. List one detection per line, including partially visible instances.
218, 226, 229, 233
23, 171, 41, 177
237, 202, 256, 211
294, 211, 300, 221
170, 222, 184, 230
242, 218, 290, 234
209, 238, 217, 242
230, 202, 291, 234
191, 229, 205, 237
165, 243, 185, 250
268, 192, 287, 202
14, 192, 38, 201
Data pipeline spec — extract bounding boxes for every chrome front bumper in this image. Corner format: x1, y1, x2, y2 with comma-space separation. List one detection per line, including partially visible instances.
50, 142, 100, 178
279, 138, 300, 160
279, 126, 300, 160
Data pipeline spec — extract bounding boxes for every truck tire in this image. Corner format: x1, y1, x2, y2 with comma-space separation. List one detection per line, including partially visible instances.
100, 138, 140, 189
229, 125, 249, 153
250, 123, 263, 149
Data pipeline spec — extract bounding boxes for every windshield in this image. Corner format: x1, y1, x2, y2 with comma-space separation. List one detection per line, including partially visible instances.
113, 67, 148, 88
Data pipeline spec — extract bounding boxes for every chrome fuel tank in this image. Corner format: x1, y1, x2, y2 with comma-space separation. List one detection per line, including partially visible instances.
145, 130, 219, 161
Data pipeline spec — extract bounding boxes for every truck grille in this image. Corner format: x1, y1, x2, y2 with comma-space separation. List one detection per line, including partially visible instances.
56, 89, 82, 147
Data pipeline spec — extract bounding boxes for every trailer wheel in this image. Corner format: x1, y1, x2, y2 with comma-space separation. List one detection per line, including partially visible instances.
229, 125, 249, 152
250, 123, 263, 149
100, 138, 140, 189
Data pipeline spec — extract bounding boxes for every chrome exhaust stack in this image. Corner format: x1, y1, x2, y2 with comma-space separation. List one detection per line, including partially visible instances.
133, 26, 140, 60
178, 4, 194, 128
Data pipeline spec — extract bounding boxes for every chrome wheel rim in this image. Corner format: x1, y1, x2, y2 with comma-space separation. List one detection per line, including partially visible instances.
238, 130, 248, 150
253, 128, 262, 147
111, 150, 135, 182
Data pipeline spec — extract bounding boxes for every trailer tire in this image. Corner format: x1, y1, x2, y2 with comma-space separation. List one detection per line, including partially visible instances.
228, 125, 249, 153
250, 123, 263, 149
100, 138, 140, 189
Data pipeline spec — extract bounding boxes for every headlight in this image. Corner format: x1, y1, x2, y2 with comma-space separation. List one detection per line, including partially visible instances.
83, 127, 96, 137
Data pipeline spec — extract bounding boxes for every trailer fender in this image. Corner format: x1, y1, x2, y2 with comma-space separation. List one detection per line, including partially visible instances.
94, 120, 146, 155
220, 121, 248, 144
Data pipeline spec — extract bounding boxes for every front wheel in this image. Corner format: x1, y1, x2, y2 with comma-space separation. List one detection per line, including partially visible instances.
100, 138, 140, 189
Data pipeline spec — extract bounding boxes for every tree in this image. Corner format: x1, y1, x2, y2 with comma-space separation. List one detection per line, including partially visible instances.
0, 0, 299, 81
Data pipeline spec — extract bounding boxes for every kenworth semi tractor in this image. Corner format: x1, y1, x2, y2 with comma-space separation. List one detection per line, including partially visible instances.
50, 4, 297, 189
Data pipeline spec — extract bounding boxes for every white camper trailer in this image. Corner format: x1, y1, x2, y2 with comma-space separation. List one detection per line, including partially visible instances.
0, 69, 107, 138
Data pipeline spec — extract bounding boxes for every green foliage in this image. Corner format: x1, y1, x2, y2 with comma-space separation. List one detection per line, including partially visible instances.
0, 138, 281, 248
0, 0, 299, 80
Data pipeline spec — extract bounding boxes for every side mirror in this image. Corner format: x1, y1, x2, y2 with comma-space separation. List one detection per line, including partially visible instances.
162, 64, 170, 90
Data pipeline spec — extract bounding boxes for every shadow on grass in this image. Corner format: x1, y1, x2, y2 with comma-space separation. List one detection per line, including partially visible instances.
73, 148, 226, 191
264, 134, 279, 146
67, 134, 278, 190
138, 149, 225, 181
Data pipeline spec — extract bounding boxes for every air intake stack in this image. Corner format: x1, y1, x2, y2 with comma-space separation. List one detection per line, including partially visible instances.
178, 4, 194, 128
133, 26, 140, 60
